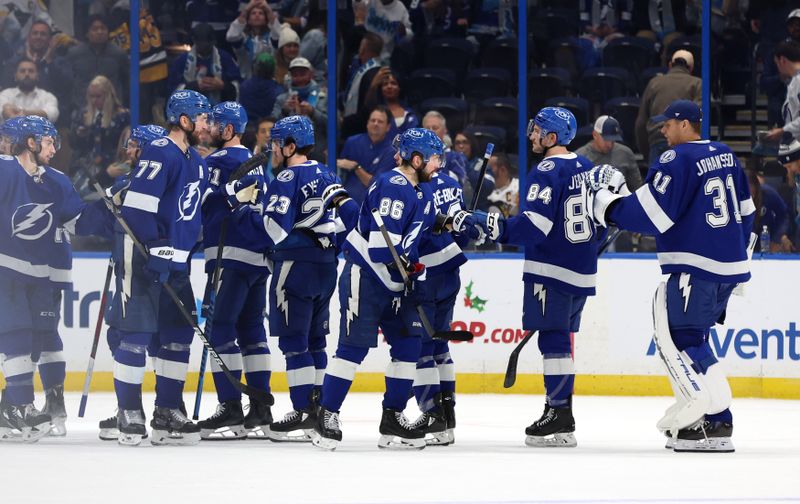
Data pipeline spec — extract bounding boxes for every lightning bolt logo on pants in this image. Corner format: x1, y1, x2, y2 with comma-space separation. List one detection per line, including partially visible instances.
679, 273, 691, 313
275, 261, 293, 326
345, 265, 361, 335
533, 283, 547, 315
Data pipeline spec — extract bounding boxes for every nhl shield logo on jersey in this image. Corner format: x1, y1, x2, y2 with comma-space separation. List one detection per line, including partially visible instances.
177, 181, 202, 221
11, 202, 54, 240
390, 175, 407, 185
277, 169, 295, 182
538, 160, 555, 172
659, 150, 677, 164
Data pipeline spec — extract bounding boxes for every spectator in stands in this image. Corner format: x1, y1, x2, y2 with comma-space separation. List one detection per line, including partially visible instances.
422, 110, 468, 187
3, 20, 71, 94
342, 33, 383, 118
453, 131, 494, 210
300, 7, 327, 84
632, 1, 693, 53
748, 167, 793, 253
758, 9, 800, 129
363, 67, 418, 134
271, 57, 327, 125
765, 41, 800, 144
485, 154, 519, 218
64, 15, 129, 114
407, 0, 469, 41
168, 23, 241, 105
274, 25, 301, 86
635, 49, 701, 163
364, 0, 413, 61
576, 115, 642, 190
253, 116, 276, 156
226, 0, 281, 79
0, 58, 59, 122
240, 52, 283, 123
275, 0, 309, 32
778, 140, 800, 249
337, 105, 397, 204
578, 0, 633, 67
185, 0, 242, 52
69, 75, 130, 196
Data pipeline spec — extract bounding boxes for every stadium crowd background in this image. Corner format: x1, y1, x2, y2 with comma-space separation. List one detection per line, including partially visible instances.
0, 0, 797, 253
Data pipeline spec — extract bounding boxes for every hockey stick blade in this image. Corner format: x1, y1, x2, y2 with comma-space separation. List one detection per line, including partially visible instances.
229, 150, 271, 182
503, 330, 535, 388
468, 143, 495, 211
433, 330, 473, 342
92, 183, 273, 406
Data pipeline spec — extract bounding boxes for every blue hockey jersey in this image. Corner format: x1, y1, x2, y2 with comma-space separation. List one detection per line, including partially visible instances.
342, 168, 436, 293
608, 140, 754, 283
501, 152, 602, 296
236, 160, 342, 263
201, 144, 270, 273
418, 173, 468, 276
121, 137, 210, 271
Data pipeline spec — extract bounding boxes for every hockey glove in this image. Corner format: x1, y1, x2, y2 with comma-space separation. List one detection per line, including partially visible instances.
105, 178, 131, 207
451, 210, 487, 243
398, 254, 425, 282
321, 182, 350, 209
144, 239, 172, 283
587, 164, 631, 196
225, 175, 261, 207
581, 181, 623, 228
473, 210, 505, 241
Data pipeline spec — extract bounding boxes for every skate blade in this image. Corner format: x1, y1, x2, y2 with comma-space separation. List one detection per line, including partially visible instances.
268, 428, 313, 442
48, 418, 67, 437
118, 433, 144, 446
99, 427, 120, 441
525, 432, 577, 448
151, 429, 201, 446
23, 423, 52, 443
378, 434, 426, 450
424, 431, 453, 446
310, 431, 339, 451
0, 427, 26, 443
673, 437, 734, 453
246, 425, 272, 439
200, 425, 247, 441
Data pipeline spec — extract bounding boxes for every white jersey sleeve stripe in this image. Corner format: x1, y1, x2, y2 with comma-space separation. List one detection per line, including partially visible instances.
523, 260, 597, 289
419, 241, 462, 268
635, 184, 674, 233
122, 191, 160, 213
657, 252, 750, 276
740, 197, 756, 217
368, 229, 401, 249
264, 216, 288, 244
523, 211, 554, 236
204, 246, 270, 268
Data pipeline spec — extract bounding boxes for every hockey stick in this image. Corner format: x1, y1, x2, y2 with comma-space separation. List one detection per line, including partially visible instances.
468, 143, 495, 211
77, 257, 114, 417
371, 209, 473, 342
191, 152, 267, 419
92, 183, 274, 405
502, 226, 622, 388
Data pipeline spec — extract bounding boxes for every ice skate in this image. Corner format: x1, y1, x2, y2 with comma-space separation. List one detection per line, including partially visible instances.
378, 408, 426, 450
198, 400, 246, 440
441, 390, 456, 444
1, 402, 50, 443
150, 406, 201, 446
525, 403, 577, 448
117, 409, 147, 446
268, 408, 315, 442
409, 407, 450, 446
244, 396, 272, 439
43, 385, 67, 436
100, 410, 148, 441
673, 420, 734, 453
311, 406, 341, 451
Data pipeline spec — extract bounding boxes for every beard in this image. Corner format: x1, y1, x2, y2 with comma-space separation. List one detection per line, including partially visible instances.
18, 79, 35, 92
417, 167, 433, 183
210, 134, 226, 149
187, 129, 203, 147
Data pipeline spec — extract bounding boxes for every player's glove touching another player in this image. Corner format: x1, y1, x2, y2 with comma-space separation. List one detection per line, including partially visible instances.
225, 175, 261, 207
581, 164, 629, 229
472, 210, 506, 242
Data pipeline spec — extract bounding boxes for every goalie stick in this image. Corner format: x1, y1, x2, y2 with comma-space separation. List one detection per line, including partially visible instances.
92, 183, 274, 405
503, 226, 621, 388
371, 209, 472, 342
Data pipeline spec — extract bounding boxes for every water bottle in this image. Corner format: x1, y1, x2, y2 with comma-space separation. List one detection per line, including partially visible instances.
760, 225, 770, 255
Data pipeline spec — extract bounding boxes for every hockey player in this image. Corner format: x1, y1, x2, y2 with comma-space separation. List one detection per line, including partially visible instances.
312, 128, 471, 451
196, 101, 273, 440
110, 90, 212, 446
97, 124, 168, 441
475, 107, 602, 448
230, 115, 356, 442
583, 100, 754, 452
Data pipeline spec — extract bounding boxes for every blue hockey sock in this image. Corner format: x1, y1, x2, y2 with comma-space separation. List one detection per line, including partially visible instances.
209, 323, 243, 403
113, 331, 150, 411
0, 330, 35, 405
434, 341, 456, 395
285, 351, 315, 410
311, 346, 327, 397
239, 325, 271, 396
34, 331, 65, 390
383, 336, 420, 411
154, 327, 192, 409
542, 352, 575, 407
320, 344, 367, 412
414, 341, 440, 412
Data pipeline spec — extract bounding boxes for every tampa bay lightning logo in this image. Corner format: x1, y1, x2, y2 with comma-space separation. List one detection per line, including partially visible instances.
176, 181, 201, 221
538, 160, 555, 172
390, 175, 407, 185
277, 169, 294, 182
11, 203, 54, 240
659, 150, 676, 164
152, 138, 168, 147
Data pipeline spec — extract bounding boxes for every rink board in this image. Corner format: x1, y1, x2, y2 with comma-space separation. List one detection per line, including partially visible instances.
7, 253, 799, 398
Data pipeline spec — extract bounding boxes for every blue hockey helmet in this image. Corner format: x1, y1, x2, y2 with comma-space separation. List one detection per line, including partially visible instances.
17, 115, 60, 150
528, 106, 577, 146
211, 101, 248, 135
394, 128, 445, 166
271, 115, 315, 149
0, 116, 25, 144
165, 90, 212, 125
128, 124, 168, 148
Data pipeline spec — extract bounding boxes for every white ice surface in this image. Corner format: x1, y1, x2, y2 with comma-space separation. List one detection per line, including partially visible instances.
1, 393, 798, 504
